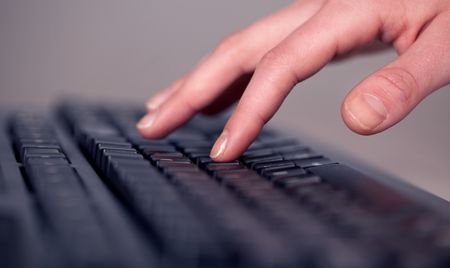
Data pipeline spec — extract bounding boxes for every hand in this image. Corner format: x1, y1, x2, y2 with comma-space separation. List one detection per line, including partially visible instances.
137, 0, 450, 161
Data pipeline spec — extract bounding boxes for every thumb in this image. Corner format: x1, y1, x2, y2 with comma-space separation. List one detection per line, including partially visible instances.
341, 15, 450, 135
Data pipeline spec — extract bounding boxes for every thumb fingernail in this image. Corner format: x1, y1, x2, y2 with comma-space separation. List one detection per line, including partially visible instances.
347, 93, 387, 131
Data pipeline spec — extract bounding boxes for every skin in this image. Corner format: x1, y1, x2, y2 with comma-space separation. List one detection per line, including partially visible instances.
137, 0, 450, 161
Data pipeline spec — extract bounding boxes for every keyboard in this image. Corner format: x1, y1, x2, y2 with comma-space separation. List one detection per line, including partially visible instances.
0, 101, 449, 268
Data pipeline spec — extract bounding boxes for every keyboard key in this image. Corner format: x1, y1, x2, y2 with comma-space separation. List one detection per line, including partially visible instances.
265, 167, 308, 179
252, 160, 296, 173
245, 155, 284, 167
149, 152, 185, 162
282, 151, 322, 160
157, 161, 194, 169
213, 169, 257, 181
274, 175, 322, 189
140, 145, 177, 155
18, 144, 62, 161
25, 157, 69, 165
23, 147, 61, 155
205, 162, 242, 172
195, 156, 214, 166
294, 157, 336, 168
242, 148, 275, 158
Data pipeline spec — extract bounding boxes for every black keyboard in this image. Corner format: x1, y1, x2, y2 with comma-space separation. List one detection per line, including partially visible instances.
0, 102, 449, 268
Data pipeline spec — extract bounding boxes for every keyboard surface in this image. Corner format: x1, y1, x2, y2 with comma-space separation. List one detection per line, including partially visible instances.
0, 102, 449, 268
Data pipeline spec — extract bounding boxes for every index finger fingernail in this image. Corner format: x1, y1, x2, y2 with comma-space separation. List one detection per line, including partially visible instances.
210, 130, 229, 159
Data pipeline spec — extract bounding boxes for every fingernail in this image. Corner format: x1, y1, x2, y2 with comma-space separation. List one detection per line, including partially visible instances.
136, 112, 157, 129
347, 93, 387, 130
210, 130, 229, 159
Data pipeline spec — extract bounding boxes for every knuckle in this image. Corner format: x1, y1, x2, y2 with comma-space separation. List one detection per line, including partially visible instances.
259, 48, 289, 68
257, 48, 298, 90
188, 98, 203, 113
373, 67, 418, 104
215, 33, 242, 55
326, 0, 363, 11
259, 48, 296, 80
179, 93, 202, 114
255, 110, 269, 126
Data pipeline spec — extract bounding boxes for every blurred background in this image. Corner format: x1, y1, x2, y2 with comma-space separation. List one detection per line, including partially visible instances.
1, 0, 449, 200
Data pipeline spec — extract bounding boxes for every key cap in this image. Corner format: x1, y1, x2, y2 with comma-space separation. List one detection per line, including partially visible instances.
294, 157, 336, 168
213, 169, 256, 181
101, 153, 143, 173
106, 158, 151, 179
241, 148, 275, 159
19, 144, 62, 161
186, 152, 210, 160
25, 156, 69, 165
282, 151, 322, 161
196, 156, 214, 166
245, 155, 284, 167
205, 162, 243, 172
22, 151, 67, 164
25, 165, 78, 191
23, 148, 61, 155
274, 175, 322, 189
163, 166, 202, 176
141, 145, 177, 155
93, 144, 134, 162
252, 160, 296, 173
149, 152, 185, 162
157, 161, 194, 169
182, 147, 212, 154
265, 167, 308, 180
128, 137, 170, 147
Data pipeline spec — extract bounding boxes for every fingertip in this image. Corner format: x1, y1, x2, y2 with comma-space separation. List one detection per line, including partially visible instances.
136, 113, 156, 135
136, 112, 168, 139
210, 129, 230, 161
341, 101, 374, 135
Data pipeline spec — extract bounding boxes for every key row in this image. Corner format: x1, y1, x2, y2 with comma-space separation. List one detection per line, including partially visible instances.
8, 114, 117, 267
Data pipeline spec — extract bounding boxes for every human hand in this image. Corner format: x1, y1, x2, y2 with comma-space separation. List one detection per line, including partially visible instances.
137, 0, 450, 161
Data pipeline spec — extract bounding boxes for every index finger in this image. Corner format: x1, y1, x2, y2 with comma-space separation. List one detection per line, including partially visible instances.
210, 2, 381, 161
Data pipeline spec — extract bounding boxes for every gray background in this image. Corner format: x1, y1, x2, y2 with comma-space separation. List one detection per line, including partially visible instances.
1, 0, 449, 200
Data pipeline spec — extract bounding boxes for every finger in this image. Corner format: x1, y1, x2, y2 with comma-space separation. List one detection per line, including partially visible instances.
137, 0, 325, 137
146, 76, 185, 112
201, 72, 253, 115
210, 2, 382, 161
341, 12, 450, 135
